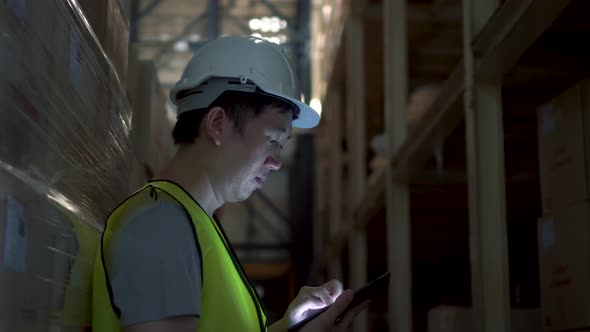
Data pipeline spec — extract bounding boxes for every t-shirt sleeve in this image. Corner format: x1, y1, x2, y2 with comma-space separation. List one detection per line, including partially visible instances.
107, 199, 202, 327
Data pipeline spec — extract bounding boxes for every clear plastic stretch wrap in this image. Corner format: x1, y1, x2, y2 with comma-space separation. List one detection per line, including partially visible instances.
0, 0, 134, 330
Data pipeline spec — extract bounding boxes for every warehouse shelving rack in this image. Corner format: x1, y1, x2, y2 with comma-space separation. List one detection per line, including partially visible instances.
313, 0, 590, 331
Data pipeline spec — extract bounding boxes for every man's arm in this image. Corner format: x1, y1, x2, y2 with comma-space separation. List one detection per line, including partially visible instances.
125, 315, 198, 332
108, 198, 202, 330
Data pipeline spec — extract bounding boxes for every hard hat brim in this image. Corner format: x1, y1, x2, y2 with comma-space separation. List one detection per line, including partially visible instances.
291, 99, 321, 129
262, 91, 320, 129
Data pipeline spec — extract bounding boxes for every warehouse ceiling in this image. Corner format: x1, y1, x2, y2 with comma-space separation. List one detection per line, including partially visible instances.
132, 0, 307, 96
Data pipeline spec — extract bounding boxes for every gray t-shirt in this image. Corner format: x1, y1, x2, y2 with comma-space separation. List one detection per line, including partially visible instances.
107, 192, 202, 327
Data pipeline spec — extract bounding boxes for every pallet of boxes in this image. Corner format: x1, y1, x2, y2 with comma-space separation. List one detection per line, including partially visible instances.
537, 79, 590, 331
0, 0, 132, 331
127, 47, 177, 182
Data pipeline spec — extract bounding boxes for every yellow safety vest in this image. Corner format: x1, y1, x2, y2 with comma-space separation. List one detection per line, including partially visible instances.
92, 180, 267, 332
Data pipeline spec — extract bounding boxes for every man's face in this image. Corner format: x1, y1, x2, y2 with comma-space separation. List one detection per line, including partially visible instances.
220, 105, 293, 202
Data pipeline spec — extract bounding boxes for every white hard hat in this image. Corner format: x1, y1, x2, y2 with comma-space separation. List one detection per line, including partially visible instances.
169, 35, 320, 129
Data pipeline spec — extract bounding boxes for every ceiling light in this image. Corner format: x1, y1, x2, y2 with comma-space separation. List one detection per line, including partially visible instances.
322, 5, 332, 21
270, 22, 280, 33
188, 33, 201, 42
260, 17, 271, 32
310, 98, 322, 116
249, 18, 261, 30
173, 40, 189, 52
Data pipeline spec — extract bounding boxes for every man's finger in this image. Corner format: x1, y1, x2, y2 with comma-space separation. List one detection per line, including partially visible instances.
304, 298, 329, 310
322, 280, 343, 298
289, 297, 327, 319
310, 287, 335, 306
337, 300, 370, 328
323, 289, 354, 322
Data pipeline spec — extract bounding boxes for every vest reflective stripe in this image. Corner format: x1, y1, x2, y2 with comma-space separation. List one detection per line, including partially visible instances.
92, 180, 267, 332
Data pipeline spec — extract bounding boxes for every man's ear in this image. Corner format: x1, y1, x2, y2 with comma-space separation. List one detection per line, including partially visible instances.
205, 106, 227, 146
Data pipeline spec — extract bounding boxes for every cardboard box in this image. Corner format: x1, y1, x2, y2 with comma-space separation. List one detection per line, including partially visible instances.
78, 0, 129, 86
128, 57, 176, 174
538, 80, 590, 213
27, 1, 58, 50
427, 305, 542, 332
49, 1, 84, 92
151, 84, 176, 173
128, 58, 157, 173
77, 0, 109, 50
538, 201, 590, 331
2, 0, 61, 87
42, 1, 108, 117
0, 189, 53, 331
104, 0, 129, 86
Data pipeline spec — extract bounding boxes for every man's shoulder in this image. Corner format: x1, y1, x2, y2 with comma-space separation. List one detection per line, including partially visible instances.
120, 189, 188, 222
111, 190, 194, 244
107, 189, 203, 267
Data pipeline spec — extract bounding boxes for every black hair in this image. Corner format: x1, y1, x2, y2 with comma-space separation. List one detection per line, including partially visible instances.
172, 90, 299, 145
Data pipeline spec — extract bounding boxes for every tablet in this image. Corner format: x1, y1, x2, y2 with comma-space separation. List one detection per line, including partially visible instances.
288, 272, 390, 331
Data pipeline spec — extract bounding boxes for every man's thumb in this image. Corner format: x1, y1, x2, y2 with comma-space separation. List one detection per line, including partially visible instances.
324, 289, 354, 322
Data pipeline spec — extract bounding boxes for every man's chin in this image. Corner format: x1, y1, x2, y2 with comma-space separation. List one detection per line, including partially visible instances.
228, 189, 256, 203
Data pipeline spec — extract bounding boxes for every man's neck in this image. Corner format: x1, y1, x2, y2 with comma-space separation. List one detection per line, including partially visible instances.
154, 148, 222, 217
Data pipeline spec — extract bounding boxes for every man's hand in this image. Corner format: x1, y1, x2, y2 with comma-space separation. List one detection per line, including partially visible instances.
299, 289, 369, 332
268, 280, 369, 332
282, 280, 344, 327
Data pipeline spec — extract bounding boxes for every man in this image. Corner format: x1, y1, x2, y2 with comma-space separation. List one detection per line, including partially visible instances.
92, 36, 368, 332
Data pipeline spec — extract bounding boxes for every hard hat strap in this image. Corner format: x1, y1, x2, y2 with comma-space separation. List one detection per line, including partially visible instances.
177, 77, 257, 115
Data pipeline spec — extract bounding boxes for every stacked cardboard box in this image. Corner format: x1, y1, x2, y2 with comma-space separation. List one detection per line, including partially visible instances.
127, 51, 176, 179
78, 0, 130, 86
537, 80, 590, 331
